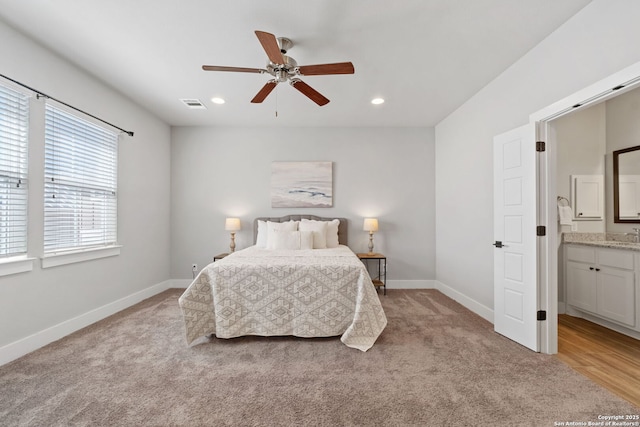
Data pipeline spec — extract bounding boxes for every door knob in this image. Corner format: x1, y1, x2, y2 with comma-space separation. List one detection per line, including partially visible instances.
493, 241, 503, 248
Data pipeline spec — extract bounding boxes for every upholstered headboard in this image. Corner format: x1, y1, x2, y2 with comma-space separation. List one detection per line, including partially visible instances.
253, 215, 349, 246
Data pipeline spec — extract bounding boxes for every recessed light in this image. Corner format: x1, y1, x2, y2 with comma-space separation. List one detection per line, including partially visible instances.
371, 98, 385, 105
211, 97, 225, 104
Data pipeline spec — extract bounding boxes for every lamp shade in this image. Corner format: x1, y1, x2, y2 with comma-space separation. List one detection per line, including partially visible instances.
225, 217, 241, 231
363, 218, 379, 232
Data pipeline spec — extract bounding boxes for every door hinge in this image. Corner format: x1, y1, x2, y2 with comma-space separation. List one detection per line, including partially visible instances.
536, 225, 546, 236
537, 310, 547, 321
536, 141, 546, 152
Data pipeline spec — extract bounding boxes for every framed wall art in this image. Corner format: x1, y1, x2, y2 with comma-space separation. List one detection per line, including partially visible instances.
271, 161, 333, 208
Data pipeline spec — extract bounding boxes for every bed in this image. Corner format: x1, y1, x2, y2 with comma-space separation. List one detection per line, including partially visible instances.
178, 215, 387, 351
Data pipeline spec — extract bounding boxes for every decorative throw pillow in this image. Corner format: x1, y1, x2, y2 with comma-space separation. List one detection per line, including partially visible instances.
299, 230, 314, 250
298, 220, 327, 249
270, 230, 314, 250
266, 221, 298, 249
302, 218, 340, 248
271, 231, 301, 250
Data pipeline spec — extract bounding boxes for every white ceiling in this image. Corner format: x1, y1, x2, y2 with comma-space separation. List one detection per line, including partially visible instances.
0, 0, 591, 127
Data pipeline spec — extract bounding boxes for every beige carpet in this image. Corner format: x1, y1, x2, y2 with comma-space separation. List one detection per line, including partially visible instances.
0, 289, 637, 426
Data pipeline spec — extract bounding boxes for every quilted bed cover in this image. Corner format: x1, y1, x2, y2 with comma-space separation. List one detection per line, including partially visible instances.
178, 245, 387, 351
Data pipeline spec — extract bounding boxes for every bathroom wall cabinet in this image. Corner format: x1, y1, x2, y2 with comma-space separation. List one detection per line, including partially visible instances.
570, 175, 604, 220
565, 244, 636, 329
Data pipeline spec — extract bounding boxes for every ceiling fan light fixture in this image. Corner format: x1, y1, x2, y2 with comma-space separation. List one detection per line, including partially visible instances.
202, 30, 355, 106
211, 97, 225, 104
371, 98, 385, 105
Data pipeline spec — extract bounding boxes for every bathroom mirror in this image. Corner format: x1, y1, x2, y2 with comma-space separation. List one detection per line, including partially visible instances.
613, 144, 640, 223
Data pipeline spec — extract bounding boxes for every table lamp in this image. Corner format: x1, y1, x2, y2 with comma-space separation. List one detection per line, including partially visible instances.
225, 218, 241, 252
363, 218, 379, 255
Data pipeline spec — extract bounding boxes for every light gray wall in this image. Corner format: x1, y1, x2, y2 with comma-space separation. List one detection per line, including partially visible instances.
170, 126, 435, 284
435, 0, 640, 312
553, 102, 606, 234
0, 20, 171, 347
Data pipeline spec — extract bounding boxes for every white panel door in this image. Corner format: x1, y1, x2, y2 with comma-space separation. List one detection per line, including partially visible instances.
493, 124, 538, 351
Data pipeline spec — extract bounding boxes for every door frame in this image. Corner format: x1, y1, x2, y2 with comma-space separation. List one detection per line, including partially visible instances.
530, 60, 640, 354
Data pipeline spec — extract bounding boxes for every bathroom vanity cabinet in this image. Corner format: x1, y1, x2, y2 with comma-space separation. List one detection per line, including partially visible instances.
565, 244, 637, 330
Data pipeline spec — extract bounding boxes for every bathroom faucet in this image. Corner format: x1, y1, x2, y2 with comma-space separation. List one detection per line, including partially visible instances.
628, 228, 640, 243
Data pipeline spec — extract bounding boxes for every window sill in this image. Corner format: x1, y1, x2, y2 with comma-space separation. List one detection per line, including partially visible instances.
0, 256, 35, 277
41, 245, 122, 269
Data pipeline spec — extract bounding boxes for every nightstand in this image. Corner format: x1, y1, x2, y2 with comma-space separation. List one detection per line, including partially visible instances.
213, 253, 229, 262
356, 253, 387, 295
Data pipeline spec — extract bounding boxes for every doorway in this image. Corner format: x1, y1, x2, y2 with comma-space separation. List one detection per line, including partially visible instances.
537, 62, 640, 355
494, 60, 640, 354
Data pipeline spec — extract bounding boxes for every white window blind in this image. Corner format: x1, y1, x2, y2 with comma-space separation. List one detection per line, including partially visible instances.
0, 84, 29, 258
44, 104, 118, 254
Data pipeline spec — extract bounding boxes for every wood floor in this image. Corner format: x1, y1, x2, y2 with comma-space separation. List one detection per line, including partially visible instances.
556, 314, 640, 407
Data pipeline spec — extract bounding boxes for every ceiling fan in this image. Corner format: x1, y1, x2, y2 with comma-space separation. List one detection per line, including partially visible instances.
202, 30, 355, 106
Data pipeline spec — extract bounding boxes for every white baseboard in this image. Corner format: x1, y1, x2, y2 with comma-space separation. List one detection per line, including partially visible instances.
0, 280, 173, 367
434, 280, 494, 323
386, 279, 434, 289
171, 279, 193, 289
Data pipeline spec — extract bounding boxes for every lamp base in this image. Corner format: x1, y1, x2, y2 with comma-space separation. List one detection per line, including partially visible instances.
368, 231, 374, 255
229, 232, 236, 253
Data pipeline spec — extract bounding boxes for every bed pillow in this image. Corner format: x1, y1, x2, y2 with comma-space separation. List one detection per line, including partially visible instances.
266, 220, 298, 249
298, 220, 327, 249
271, 230, 314, 250
302, 218, 340, 248
256, 220, 268, 248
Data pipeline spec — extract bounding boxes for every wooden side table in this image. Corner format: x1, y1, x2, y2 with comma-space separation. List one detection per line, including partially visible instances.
356, 252, 387, 295
213, 253, 228, 262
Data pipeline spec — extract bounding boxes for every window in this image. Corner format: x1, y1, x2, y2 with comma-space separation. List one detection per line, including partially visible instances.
0, 84, 29, 258
44, 104, 118, 254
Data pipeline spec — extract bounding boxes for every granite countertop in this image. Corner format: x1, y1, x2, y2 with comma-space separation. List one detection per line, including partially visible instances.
562, 232, 640, 251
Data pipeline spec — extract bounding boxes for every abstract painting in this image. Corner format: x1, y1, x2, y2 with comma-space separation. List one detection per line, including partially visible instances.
271, 162, 333, 208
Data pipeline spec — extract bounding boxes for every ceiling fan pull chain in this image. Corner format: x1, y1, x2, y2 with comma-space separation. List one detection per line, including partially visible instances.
275, 84, 278, 117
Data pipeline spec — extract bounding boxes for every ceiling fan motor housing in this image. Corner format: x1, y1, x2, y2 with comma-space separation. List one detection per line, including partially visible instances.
267, 55, 298, 82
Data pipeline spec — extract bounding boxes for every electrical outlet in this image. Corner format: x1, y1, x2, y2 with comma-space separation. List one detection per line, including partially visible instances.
191, 263, 198, 272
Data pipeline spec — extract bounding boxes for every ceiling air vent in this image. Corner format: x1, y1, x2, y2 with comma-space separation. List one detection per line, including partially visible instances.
180, 98, 207, 109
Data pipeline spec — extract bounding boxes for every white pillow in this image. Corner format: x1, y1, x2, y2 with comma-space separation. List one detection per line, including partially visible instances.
298, 220, 327, 249
266, 221, 298, 249
256, 220, 268, 248
302, 218, 340, 248
271, 230, 314, 250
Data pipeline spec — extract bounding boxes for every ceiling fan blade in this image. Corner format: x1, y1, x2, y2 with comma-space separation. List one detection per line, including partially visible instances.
202, 65, 265, 73
251, 80, 278, 103
290, 79, 330, 106
255, 30, 285, 64
297, 62, 355, 76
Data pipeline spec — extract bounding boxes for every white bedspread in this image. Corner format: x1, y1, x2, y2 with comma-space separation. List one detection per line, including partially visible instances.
178, 245, 387, 351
